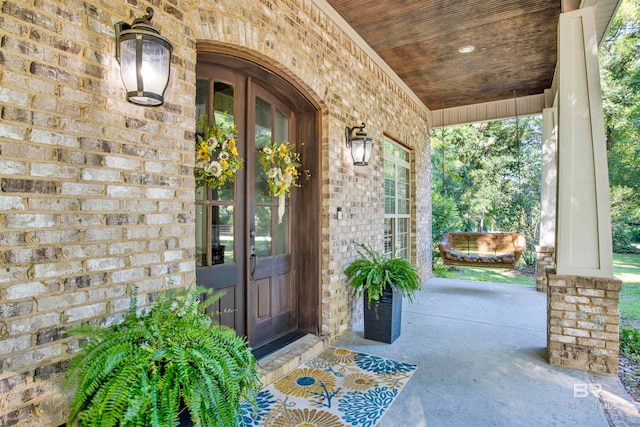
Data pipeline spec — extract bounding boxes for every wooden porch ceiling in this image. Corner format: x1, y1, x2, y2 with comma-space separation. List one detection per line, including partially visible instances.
326, 0, 561, 111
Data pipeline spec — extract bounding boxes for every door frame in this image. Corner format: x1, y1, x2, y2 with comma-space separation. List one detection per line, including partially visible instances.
196, 47, 322, 339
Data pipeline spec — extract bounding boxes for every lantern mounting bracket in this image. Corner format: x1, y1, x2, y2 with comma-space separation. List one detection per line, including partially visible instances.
345, 123, 367, 149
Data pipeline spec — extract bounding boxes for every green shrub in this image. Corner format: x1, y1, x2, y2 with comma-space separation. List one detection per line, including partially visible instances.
620, 322, 640, 362
432, 263, 453, 278
65, 287, 261, 427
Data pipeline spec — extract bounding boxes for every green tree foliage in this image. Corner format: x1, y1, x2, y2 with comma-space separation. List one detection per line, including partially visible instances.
433, 0, 640, 262
601, 0, 640, 252
431, 116, 542, 264
611, 186, 640, 252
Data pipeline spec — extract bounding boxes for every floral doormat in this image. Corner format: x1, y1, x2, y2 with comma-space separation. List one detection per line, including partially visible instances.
240, 347, 417, 427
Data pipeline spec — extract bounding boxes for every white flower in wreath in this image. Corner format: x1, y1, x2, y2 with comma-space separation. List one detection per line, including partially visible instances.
206, 160, 223, 177
283, 173, 293, 185
267, 168, 279, 179
207, 137, 218, 148
219, 151, 230, 161
263, 146, 272, 155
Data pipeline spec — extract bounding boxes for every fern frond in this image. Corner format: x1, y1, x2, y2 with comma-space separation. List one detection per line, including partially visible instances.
344, 243, 422, 306
65, 287, 260, 427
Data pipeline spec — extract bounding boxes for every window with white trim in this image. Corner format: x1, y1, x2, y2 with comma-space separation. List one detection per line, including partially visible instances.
384, 137, 411, 260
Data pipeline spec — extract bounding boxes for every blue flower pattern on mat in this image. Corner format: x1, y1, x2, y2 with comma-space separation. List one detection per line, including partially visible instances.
338, 386, 398, 427
239, 389, 276, 427
355, 353, 416, 375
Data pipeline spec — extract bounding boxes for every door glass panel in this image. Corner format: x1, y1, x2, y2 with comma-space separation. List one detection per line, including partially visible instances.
275, 209, 289, 255
255, 97, 272, 147
212, 205, 234, 264
255, 165, 271, 203
195, 79, 208, 123
212, 183, 234, 202
255, 206, 272, 257
275, 109, 289, 143
195, 80, 237, 267
273, 109, 290, 254
213, 82, 235, 122
195, 205, 207, 267
212, 82, 236, 203
255, 97, 272, 203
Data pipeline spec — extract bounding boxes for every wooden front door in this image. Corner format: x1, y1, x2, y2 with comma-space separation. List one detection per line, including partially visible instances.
195, 64, 297, 350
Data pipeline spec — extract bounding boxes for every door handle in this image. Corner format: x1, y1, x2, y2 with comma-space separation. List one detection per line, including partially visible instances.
250, 245, 257, 280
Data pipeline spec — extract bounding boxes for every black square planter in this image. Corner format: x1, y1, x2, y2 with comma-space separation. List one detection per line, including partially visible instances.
364, 286, 402, 344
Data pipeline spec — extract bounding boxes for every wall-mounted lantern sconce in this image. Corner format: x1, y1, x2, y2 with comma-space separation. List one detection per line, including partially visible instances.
345, 122, 373, 166
115, 7, 173, 106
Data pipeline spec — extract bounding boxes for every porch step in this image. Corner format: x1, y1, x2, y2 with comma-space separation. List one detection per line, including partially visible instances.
258, 333, 328, 386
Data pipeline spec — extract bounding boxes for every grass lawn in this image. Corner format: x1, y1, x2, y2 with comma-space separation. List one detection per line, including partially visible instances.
615, 253, 640, 321
434, 263, 535, 287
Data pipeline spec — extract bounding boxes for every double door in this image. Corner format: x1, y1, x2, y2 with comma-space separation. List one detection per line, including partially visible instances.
195, 66, 297, 350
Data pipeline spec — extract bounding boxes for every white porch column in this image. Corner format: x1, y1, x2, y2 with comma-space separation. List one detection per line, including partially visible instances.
535, 107, 558, 292
555, 7, 613, 279
541, 107, 558, 247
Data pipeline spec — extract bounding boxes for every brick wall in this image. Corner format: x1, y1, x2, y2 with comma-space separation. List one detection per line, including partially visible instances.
547, 272, 622, 374
0, 0, 432, 424
0, 0, 197, 425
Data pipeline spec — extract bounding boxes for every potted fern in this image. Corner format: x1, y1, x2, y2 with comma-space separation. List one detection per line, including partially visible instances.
64, 287, 261, 427
344, 244, 422, 343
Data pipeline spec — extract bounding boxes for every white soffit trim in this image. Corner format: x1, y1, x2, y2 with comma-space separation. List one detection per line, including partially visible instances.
581, 0, 623, 45
312, 0, 430, 117
431, 94, 545, 128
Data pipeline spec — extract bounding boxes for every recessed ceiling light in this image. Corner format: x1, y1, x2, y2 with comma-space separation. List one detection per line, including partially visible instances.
458, 45, 475, 54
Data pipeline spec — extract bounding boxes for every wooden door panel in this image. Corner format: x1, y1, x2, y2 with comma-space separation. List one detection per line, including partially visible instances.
277, 273, 290, 313
274, 272, 295, 334
250, 277, 273, 348
256, 278, 271, 321
196, 264, 236, 288
204, 284, 236, 330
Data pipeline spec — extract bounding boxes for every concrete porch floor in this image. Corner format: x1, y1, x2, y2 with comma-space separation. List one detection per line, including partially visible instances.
335, 278, 640, 427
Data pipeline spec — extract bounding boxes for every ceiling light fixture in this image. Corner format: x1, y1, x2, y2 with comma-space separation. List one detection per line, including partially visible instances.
458, 45, 475, 54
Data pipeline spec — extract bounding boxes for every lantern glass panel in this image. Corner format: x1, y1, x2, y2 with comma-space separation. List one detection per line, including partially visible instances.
138, 36, 171, 95
119, 38, 138, 96
351, 138, 366, 165
363, 138, 372, 163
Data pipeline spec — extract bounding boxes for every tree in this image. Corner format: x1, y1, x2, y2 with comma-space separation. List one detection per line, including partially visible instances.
431, 116, 542, 264
601, 0, 640, 252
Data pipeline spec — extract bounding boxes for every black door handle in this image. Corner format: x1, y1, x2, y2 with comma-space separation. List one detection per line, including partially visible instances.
250, 246, 257, 280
